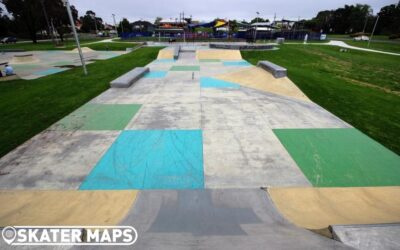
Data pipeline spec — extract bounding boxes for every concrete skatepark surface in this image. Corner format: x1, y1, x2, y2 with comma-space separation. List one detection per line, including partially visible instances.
0, 48, 126, 80
0, 45, 399, 249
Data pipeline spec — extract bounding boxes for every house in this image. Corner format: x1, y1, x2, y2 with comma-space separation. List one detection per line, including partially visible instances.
130, 20, 155, 33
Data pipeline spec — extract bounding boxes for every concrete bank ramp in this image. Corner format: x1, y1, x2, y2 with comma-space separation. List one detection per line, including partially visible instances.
331, 224, 400, 250
196, 49, 242, 60
267, 187, 400, 231
9, 54, 40, 64
69, 47, 95, 53
215, 66, 310, 102
87, 189, 352, 250
157, 48, 175, 59
0, 190, 137, 226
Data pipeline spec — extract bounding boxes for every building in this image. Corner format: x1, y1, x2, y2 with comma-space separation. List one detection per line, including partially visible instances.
131, 20, 155, 33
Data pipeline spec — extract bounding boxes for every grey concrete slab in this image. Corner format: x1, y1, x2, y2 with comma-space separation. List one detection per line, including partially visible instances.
127, 103, 201, 130
82, 189, 352, 250
203, 128, 311, 188
331, 224, 400, 250
0, 131, 119, 189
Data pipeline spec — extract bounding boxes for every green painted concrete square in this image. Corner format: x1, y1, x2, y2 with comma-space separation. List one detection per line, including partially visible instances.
54, 104, 141, 130
170, 65, 200, 71
273, 128, 400, 187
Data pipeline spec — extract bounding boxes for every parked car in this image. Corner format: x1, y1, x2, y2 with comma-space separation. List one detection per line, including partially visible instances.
1, 37, 17, 44
353, 35, 369, 41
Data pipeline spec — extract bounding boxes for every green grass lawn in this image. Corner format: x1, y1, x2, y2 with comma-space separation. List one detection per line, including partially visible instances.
242, 45, 400, 155
0, 47, 162, 158
84, 42, 140, 51
344, 40, 400, 54
0, 40, 139, 51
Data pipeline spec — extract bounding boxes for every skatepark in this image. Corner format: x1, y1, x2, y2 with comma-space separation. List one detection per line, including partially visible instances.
0, 41, 399, 249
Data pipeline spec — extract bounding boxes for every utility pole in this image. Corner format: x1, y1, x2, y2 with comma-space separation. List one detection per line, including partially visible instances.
368, 14, 379, 48
62, 0, 87, 75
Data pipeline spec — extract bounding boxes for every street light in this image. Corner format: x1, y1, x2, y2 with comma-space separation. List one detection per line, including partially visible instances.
368, 13, 380, 48
112, 14, 118, 37
61, 0, 88, 75
254, 11, 260, 42
90, 13, 98, 34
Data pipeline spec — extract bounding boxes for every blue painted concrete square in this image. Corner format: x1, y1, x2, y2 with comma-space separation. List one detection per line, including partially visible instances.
223, 61, 252, 67
80, 130, 204, 190
200, 77, 240, 89
144, 71, 168, 78
33, 68, 68, 76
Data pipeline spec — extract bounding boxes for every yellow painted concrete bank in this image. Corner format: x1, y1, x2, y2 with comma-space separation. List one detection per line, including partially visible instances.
0, 190, 138, 226
157, 49, 174, 59
267, 187, 400, 230
216, 67, 310, 102
196, 49, 242, 60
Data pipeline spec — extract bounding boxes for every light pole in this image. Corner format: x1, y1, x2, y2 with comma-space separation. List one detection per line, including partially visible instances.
91, 13, 98, 34
368, 13, 380, 48
40, 0, 55, 44
62, 0, 87, 75
112, 14, 118, 36
254, 12, 260, 42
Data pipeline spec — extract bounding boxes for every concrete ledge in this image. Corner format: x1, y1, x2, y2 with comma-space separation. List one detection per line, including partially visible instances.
330, 224, 400, 250
110, 67, 149, 88
173, 46, 180, 59
210, 43, 275, 50
257, 60, 287, 78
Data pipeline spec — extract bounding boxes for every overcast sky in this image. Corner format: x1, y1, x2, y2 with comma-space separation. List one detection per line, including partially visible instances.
67, 0, 396, 24
1, 0, 397, 23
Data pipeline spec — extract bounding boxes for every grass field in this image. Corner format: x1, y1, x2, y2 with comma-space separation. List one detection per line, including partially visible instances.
0, 47, 162, 158
344, 40, 400, 54
0, 40, 139, 51
242, 45, 400, 155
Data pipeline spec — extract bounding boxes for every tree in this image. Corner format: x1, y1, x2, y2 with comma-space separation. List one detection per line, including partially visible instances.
2, 0, 78, 43
80, 10, 103, 33
154, 17, 162, 26
117, 18, 131, 34
250, 17, 268, 23
377, 4, 400, 35
308, 4, 372, 34
3, 0, 44, 42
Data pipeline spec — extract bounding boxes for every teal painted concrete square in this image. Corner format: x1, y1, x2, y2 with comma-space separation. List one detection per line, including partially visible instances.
54, 104, 141, 131
274, 128, 400, 187
33, 68, 68, 76
170, 65, 200, 71
144, 71, 168, 78
223, 61, 252, 67
80, 130, 204, 190
200, 77, 240, 89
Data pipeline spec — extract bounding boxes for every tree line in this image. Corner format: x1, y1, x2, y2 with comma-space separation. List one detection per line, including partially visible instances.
0, 0, 106, 43
304, 3, 400, 36
0, 1, 399, 43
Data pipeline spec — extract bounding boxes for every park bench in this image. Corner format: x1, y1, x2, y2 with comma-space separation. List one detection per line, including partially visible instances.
257, 61, 287, 78
110, 67, 149, 88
